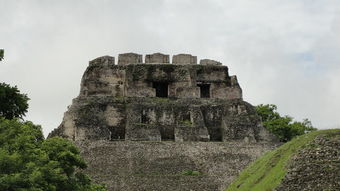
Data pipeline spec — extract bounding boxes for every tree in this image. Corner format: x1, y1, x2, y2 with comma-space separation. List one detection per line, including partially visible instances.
255, 104, 317, 142
255, 104, 280, 121
0, 118, 106, 191
0, 55, 105, 190
0, 83, 29, 120
0, 49, 3, 61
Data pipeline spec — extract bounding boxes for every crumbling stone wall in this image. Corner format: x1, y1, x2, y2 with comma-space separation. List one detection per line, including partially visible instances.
79, 53, 241, 99
49, 53, 275, 142
77, 140, 278, 191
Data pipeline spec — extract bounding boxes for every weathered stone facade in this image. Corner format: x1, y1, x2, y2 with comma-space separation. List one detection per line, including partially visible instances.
49, 52, 279, 191
49, 53, 275, 143
78, 141, 277, 191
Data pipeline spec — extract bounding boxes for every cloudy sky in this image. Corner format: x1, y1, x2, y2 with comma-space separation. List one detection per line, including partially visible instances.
1, 0, 340, 136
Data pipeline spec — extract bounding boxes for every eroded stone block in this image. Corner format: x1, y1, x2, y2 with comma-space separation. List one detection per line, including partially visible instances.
230, 75, 239, 86
212, 87, 242, 100
172, 54, 197, 65
126, 86, 156, 97
175, 87, 200, 98
145, 53, 170, 64
89, 56, 115, 66
200, 59, 222, 66
118, 53, 142, 65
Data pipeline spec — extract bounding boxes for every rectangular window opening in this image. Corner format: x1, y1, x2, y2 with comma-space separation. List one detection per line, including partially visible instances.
109, 126, 125, 141
141, 110, 150, 124
197, 83, 210, 98
179, 111, 192, 126
182, 112, 191, 121
153, 82, 169, 98
209, 127, 223, 141
160, 126, 175, 141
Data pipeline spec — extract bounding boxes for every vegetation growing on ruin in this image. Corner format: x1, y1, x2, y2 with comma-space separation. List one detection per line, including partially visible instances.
256, 104, 317, 142
226, 129, 340, 191
153, 97, 171, 103
179, 120, 193, 126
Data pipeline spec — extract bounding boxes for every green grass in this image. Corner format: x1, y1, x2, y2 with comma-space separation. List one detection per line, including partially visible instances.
226, 129, 340, 191
179, 120, 193, 126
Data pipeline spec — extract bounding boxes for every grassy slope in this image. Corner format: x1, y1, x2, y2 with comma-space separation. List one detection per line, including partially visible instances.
226, 129, 340, 191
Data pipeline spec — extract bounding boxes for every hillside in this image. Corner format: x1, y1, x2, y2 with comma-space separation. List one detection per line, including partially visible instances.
226, 129, 340, 191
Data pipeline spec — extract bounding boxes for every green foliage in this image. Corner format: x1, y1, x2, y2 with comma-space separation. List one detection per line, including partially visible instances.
179, 120, 193, 126
255, 104, 280, 121
153, 97, 170, 103
256, 104, 317, 142
0, 118, 106, 191
226, 129, 340, 191
0, 83, 29, 120
0, 49, 3, 61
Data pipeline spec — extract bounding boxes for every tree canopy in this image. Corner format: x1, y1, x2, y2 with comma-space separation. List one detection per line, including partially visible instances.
0, 118, 106, 191
0, 52, 106, 190
0, 49, 3, 61
256, 104, 317, 142
0, 83, 29, 120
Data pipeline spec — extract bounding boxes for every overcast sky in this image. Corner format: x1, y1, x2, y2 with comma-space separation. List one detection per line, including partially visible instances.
1, 0, 340, 136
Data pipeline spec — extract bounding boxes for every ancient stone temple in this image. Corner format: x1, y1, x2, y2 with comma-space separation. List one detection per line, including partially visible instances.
49, 53, 277, 191
50, 53, 273, 143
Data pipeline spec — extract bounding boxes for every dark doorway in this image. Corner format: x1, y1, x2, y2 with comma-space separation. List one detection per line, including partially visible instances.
153, 82, 169, 97
208, 127, 223, 141
141, 110, 151, 124
202, 109, 223, 141
109, 126, 125, 140
160, 126, 175, 141
182, 112, 191, 122
197, 84, 210, 98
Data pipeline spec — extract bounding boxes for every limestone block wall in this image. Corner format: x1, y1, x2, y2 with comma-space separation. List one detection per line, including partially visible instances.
172, 54, 197, 65
49, 97, 276, 143
89, 56, 115, 67
200, 59, 222, 66
126, 86, 155, 97
175, 86, 200, 98
145, 53, 170, 64
196, 65, 228, 82
79, 54, 242, 100
124, 102, 210, 141
118, 53, 142, 65
80, 64, 126, 97
211, 85, 242, 100
87, 52, 226, 67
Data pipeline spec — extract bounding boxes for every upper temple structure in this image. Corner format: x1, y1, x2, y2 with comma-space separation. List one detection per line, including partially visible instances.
49, 53, 275, 142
